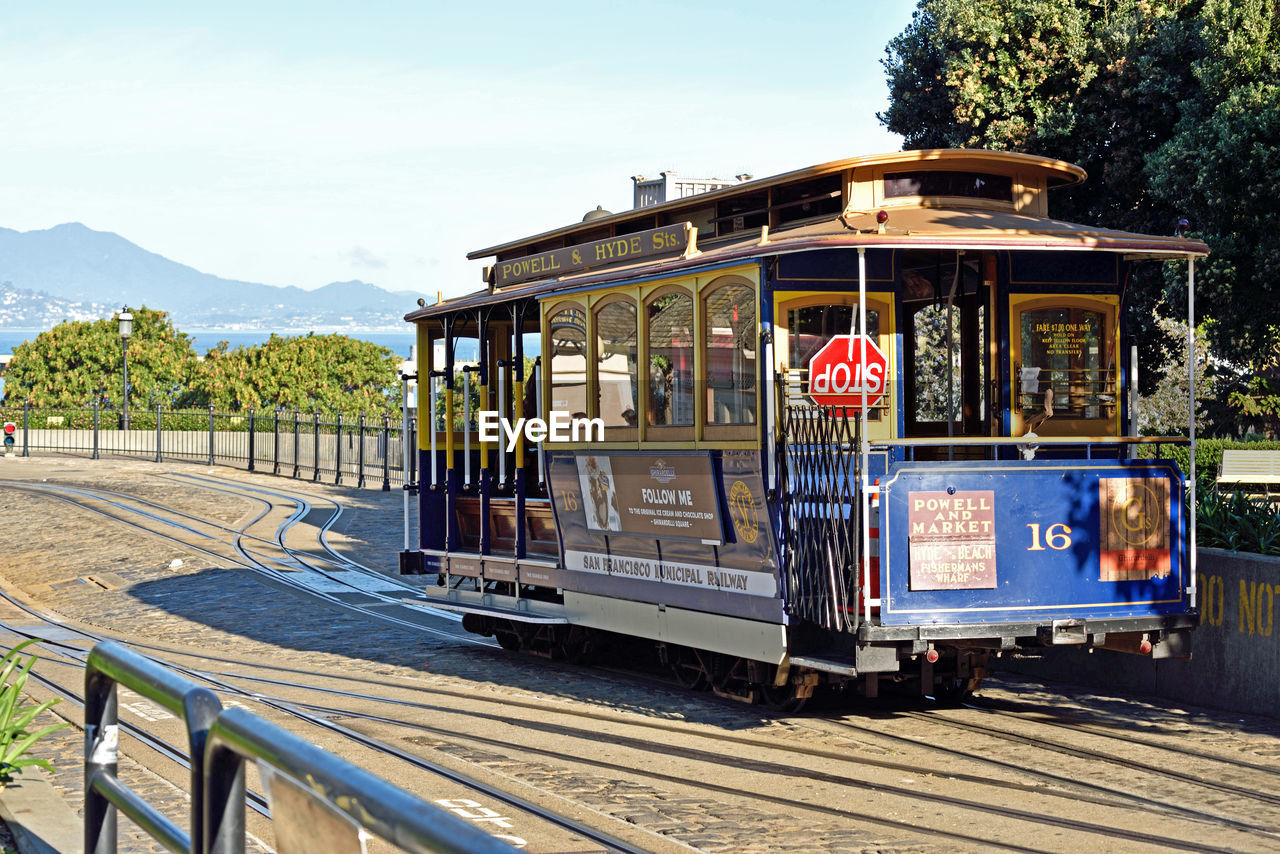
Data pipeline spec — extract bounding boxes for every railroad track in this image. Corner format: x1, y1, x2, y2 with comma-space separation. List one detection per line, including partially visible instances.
0, 474, 655, 852
4, 470, 1280, 852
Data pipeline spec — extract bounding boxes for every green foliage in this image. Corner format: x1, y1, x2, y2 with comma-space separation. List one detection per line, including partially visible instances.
185, 333, 402, 416
880, 0, 1280, 413
1148, 0, 1280, 359
1196, 474, 1280, 555
0, 640, 69, 785
3, 307, 199, 409
1140, 437, 1280, 482
1139, 439, 1280, 554
881, 0, 1104, 151
1136, 317, 1219, 435
1219, 333, 1280, 437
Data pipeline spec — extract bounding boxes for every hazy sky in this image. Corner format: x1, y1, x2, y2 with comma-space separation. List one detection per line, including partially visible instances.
3, 2, 911, 300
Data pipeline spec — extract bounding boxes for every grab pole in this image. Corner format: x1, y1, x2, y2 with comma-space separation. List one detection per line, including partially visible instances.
429, 374, 439, 488
1188, 258, 1197, 608
497, 359, 508, 489
859, 247, 876, 624
402, 373, 412, 552
463, 367, 473, 489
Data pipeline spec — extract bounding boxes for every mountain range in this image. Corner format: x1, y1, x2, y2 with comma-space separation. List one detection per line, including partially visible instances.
0, 223, 429, 329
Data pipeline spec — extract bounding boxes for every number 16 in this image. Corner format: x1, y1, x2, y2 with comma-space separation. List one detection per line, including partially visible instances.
1027, 522, 1072, 551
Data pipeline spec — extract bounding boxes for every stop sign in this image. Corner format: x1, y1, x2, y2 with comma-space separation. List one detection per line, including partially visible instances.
806, 335, 888, 408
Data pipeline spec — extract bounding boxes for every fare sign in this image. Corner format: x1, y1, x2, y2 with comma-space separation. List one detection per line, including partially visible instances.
806, 335, 888, 408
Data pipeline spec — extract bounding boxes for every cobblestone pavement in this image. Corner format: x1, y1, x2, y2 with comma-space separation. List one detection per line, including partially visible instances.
4, 454, 1280, 853
2, 456, 858, 853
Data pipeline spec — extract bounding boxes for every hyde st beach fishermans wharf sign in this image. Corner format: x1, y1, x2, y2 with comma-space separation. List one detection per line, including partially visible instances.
491, 223, 693, 287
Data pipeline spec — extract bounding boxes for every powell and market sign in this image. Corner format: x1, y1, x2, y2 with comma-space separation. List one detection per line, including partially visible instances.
490, 222, 694, 287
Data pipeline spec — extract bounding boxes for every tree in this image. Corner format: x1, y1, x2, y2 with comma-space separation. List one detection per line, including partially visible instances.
879, 0, 1278, 414
3, 307, 198, 408
1147, 0, 1280, 356
1136, 317, 1219, 435
880, 0, 1195, 229
187, 333, 402, 415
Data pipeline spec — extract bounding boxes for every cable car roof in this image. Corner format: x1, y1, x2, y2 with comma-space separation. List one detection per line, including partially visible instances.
408, 150, 1207, 322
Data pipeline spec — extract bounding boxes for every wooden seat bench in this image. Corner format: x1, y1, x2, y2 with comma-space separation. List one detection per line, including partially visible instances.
455, 495, 559, 556
1217, 449, 1280, 495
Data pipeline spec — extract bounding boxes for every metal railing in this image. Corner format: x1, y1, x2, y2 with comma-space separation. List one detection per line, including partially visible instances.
0, 402, 415, 491
778, 404, 865, 632
85, 641, 517, 854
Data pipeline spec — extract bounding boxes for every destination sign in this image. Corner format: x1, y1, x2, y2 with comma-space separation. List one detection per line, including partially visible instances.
492, 222, 692, 287
908, 490, 998, 590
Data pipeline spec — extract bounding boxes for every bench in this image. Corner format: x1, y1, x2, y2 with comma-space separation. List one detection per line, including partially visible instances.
1217, 450, 1280, 495
455, 495, 560, 557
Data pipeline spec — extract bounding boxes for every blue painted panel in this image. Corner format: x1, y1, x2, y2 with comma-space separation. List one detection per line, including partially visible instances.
879, 459, 1186, 625
1008, 251, 1120, 287
775, 248, 896, 283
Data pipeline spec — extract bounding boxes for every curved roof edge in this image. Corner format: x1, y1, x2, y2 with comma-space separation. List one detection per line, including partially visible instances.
465, 149, 1088, 261
408, 230, 1206, 323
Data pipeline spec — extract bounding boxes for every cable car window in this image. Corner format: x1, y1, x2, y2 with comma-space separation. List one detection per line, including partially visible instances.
647, 291, 694, 426
912, 304, 963, 424
595, 299, 638, 428
548, 304, 588, 418
704, 283, 756, 425
1018, 306, 1111, 423
884, 171, 1012, 202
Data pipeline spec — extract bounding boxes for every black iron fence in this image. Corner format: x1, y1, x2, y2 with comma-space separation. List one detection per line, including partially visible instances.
0, 402, 416, 490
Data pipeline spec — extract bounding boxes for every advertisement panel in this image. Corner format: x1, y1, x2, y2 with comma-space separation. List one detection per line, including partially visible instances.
546, 449, 782, 620
569, 452, 723, 543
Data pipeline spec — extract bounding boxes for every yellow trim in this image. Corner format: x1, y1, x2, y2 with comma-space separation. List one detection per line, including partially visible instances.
544, 297, 589, 424
416, 323, 431, 451
539, 264, 761, 450
865, 159, 1048, 217
773, 290, 897, 442
479, 382, 490, 468
444, 387, 455, 469
512, 379, 525, 468
641, 282, 696, 442
590, 290, 641, 441
1008, 293, 1121, 438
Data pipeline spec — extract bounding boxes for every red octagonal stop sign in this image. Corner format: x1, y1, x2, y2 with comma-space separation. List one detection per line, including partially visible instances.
806, 335, 888, 408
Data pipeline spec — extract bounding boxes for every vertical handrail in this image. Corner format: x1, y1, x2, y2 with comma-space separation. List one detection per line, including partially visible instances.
1187, 257, 1198, 610
402, 376, 414, 553
84, 662, 119, 854
86, 642, 222, 854
429, 373, 439, 488
463, 368, 473, 490
534, 357, 544, 491
273, 409, 281, 475
382, 413, 391, 492
496, 358, 507, 489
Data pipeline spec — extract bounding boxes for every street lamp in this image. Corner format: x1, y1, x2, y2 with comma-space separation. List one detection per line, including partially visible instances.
118, 307, 133, 431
